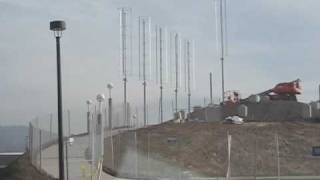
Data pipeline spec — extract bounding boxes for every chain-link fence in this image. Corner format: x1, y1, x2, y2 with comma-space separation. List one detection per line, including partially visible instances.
103, 102, 320, 180
28, 98, 320, 180
28, 110, 97, 180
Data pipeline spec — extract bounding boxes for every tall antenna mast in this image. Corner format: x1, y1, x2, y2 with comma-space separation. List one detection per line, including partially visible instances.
159, 27, 164, 123
219, 0, 225, 104
174, 33, 179, 113
210, 72, 213, 104
120, 8, 129, 126
155, 25, 159, 84
142, 18, 147, 126
138, 17, 141, 80
318, 84, 320, 102
187, 41, 191, 114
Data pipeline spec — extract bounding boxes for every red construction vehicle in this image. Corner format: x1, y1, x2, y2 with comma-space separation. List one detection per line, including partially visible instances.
224, 79, 302, 105
258, 79, 302, 101
224, 90, 241, 105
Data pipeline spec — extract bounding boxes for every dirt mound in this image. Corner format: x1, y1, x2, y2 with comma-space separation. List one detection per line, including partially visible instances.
106, 121, 320, 177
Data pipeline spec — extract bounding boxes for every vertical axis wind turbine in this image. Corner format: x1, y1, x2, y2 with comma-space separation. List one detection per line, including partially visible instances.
159, 27, 164, 123
210, 72, 213, 104
138, 17, 151, 126
174, 33, 180, 113
215, 0, 228, 103
187, 41, 191, 114
142, 18, 147, 126
119, 8, 130, 126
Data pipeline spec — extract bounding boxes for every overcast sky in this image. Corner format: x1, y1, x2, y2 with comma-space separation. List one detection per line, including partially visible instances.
1, 0, 319, 126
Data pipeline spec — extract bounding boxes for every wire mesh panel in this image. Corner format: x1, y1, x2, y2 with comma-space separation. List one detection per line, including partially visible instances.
28, 110, 93, 180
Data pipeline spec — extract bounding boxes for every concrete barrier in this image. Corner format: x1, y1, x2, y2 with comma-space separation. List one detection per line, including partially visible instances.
190, 101, 312, 122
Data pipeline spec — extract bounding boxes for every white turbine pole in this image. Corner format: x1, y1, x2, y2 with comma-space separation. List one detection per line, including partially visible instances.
120, 8, 129, 126
187, 41, 191, 114
174, 33, 179, 113
142, 18, 147, 126
159, 27, 164, 123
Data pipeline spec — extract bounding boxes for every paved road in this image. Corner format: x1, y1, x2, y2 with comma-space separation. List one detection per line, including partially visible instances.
41, 135, 123, 180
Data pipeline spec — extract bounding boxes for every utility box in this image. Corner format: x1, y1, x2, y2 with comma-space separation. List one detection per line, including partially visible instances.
238, 104, 248, 117
312, 146, 320, 156
302, 105, 312, 119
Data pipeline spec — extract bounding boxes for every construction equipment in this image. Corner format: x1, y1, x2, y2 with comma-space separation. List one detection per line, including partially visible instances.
258, 79, 302, 101
224, 79, 302, 105
224, 90, 241, 105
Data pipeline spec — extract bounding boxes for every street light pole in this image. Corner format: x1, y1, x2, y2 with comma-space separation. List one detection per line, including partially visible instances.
210, 73, 213, 105
96, 94, 105, 172
50, 20, 66, 180
107, 83, 114, 130
107, 83, 114, 169
318, 84, 320, 102
86, 100, 93, 134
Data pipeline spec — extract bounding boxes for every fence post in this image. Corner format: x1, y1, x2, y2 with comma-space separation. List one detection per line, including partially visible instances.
275, 133, 280, 180
65, 141, 69, 180
50, 113, 53, 139
39, 129, 42, 169
29, 123, 33, 162
68, 110, 71, 136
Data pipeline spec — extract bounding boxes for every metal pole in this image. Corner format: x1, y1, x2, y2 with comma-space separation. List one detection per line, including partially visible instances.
39, 130, 42, 169
65, 141, 69, 180
254, 137, 257, 180
275, 133, 280, 180
318, 84, 320, 102
226, 133, 231, 180
159, 27, 164, 123
187, 41, 191, 114
155, 25, 159, 84
56, 36, 65, 180
142, 19, 147, 127
87, 107, 90, 134
108, 97, 113, 130
108, 96, 114, 170
174, 34, 179, 113
134, 131, 138, 178
120, 8, 128, 127
87, 111, 91, 134
138, 17, 141, 80
210, 73, 213, 104
29, 124, 33, 163
67, 110, 71, 136
50, 113, 53, 139
220, 0, 225, 103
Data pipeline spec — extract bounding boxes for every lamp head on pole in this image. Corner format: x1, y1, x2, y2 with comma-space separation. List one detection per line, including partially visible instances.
107, 83, 114, 98
86, 100, 92, 105
107, 83, 114, 90
50, 20, 66, 38
96, 94, 106, 103
86, 100, 92, 112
